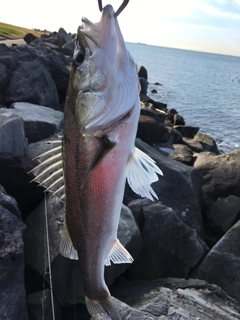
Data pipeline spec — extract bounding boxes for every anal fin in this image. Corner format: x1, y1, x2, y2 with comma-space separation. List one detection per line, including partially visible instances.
105, 239, 133, 266
59, 219, 78, 260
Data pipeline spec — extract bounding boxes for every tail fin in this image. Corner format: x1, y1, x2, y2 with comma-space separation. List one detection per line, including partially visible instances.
85, 295, 121, 320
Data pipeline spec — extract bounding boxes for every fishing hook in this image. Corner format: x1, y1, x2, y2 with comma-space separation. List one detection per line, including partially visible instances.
98, 0, 129, 17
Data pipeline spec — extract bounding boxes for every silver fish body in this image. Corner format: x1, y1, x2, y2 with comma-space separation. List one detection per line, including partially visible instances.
31, 4, 162, 319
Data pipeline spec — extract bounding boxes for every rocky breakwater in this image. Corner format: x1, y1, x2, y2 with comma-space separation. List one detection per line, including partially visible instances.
0, 32, 240, 319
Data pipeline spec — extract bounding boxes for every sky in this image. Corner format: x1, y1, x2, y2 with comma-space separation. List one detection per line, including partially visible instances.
1, 0, 240, 56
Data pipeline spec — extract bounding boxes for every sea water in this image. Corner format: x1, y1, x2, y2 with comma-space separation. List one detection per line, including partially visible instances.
126, 43, 240, 153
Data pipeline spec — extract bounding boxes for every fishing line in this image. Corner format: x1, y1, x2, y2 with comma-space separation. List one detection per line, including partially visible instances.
44, 193, 56, 320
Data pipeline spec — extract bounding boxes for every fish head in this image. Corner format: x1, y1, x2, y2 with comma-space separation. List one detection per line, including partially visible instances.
66, 4, 140, 133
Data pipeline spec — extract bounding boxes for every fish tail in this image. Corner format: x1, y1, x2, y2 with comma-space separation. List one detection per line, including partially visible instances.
85, 295, 121, 320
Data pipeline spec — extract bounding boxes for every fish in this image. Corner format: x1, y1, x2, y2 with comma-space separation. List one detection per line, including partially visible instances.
30, 3, 162, 320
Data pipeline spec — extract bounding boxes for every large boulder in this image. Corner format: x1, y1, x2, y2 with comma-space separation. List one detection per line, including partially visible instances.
109, 278, 240, 320
192, 219, 240, 304
45, 53, 70, 104
53, 28, 72, 48
0, 109, 28, 157
0, 185, 21, 219
126, 202, 206, 280
0, 152, 44, 219
125, 139, 204, 234
0, 204, 28, 320
9, 102, 63, 143
3, 59, 59, 108
194, 150, 240, 209
206, 195, 240, 235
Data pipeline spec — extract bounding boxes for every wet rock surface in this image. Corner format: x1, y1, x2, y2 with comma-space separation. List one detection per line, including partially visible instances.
1, 32, 240, 319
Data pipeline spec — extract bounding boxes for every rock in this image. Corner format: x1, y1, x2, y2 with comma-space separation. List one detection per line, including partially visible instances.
0, 152, 44, 218
206, 195, 240, 235
194, 150, 240, 209
0, 109, 28, 157
27, 289, 62, 320
140, 102, 166, 122
192, 219, 240, 304
127, 139, 204, 233
182, 136, 203, 153
0, 53, 18, 72
194, 132, 219, 154
9, 102, 63, 143
138, 66, 148, 80
45, 53, 70, 104
151, 89, 157, 93
126, 202, 206, 280
128, 198, 153, 230
54, 28, 72, 47
24, 33, 39, 44
0, 185, 21, 219
110, 278, 240, 320
0, 205, 28, 320
173, 113, 185, 125
3, 59, 59, 108
24, 194, 141, 307
137, 115, 170, 145
62, 39, 75, 57
139, 77, 149, 96
0, 62, 8, 95
174, 125, 200, 138
168, 144, 193, 165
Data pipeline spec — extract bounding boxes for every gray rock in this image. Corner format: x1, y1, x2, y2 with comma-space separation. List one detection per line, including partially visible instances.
126, 202, 206, 280
173, 113, 185, 125
0, 62, 8, 95
168, 144, 193, 165
0, 205, 28, 320
174, 125, 199, 138
0, 151, 44, 218
194, 132, 219, 154
62, 39, 75, 57
128, 139, 204, 233
192, 219, 240, 304
140, 102, 166, 123
45, 53, 70, 104
110, 278, 240, 320
137, 115, 169, 145
0, 185, 21, 219
4, 59, 59, 108
9, 102, 63, 143
194, 150, 240, 208
0, 109, 28, 157
24, 33, 38, 44
54, 28, 72, 47
207, 195, 240, 234
138, 66, 148, 80
182, 136, 203, 153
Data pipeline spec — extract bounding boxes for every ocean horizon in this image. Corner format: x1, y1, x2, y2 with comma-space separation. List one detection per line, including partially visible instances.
126, 42, 240, 154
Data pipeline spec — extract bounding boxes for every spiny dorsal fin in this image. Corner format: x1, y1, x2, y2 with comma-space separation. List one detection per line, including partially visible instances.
105, 239, 133, 266
59, 219, 78, 260
126, 147, 163, 201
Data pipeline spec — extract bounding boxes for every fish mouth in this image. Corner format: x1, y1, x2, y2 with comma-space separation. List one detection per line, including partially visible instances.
73, 4, 116, 63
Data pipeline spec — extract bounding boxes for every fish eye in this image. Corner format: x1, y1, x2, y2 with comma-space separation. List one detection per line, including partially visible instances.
73, 48, 85, 65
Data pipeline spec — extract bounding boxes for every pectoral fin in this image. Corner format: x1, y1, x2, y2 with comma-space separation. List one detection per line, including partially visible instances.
81, 134, 115, 189
126, 147, 163, 201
